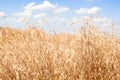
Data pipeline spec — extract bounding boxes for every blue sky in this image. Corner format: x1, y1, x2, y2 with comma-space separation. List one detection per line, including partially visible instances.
0, 0, 120, 33
0, 0, 119, 16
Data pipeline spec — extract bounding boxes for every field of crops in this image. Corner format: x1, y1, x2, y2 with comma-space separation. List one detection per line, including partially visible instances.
0, 22, 120, 80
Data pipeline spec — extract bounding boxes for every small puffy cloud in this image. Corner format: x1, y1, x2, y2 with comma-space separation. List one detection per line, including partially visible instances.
24, 1, 69, 14
23, 2, 36, 10
0, 11, 6, 17
34, 13, 46, 19
24, 1, 56, 11
54, 7, 70, 14
13, 1, 70, 18
88, 7, 101, 14
76, 8, 88, 14
13, 1, 56, 17
76, 7, 101, 14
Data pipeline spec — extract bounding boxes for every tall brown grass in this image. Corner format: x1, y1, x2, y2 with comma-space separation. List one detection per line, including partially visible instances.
0, 20, 120, 80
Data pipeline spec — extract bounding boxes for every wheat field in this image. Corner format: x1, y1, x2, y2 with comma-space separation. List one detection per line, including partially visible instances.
0, 20, 120, 80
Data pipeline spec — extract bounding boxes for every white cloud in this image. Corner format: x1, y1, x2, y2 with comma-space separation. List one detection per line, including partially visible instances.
76, 8, 88, 14
24, 1, 69, 14
13, 1, 70, 18
76, 7, 101, 14
54, 7, 70, 14
13, 10, 32, 17
24, 1, 56, 11
0, 11, 6, 17
88, 7, 101, 14
34, 13, 46, 19
13, 1, 56, 17
23, 2, 36, 10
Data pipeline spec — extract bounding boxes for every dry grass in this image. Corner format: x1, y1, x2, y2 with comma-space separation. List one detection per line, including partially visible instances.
0, 21, 120, 80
